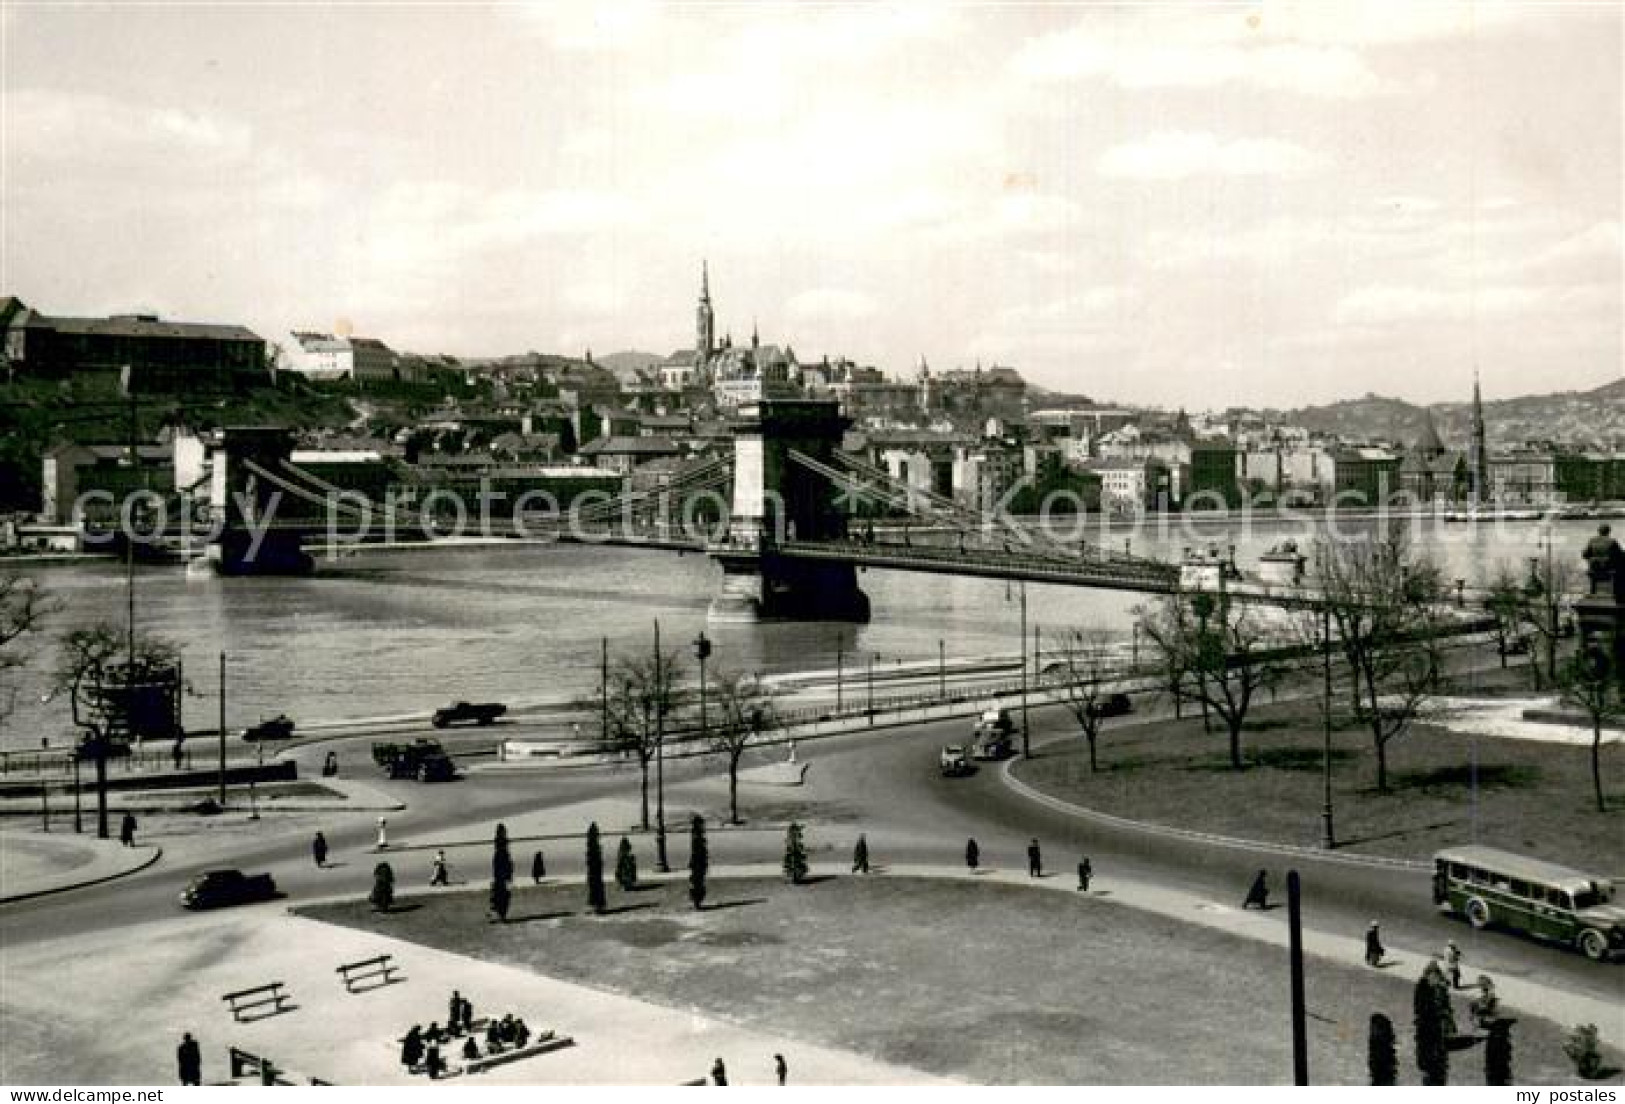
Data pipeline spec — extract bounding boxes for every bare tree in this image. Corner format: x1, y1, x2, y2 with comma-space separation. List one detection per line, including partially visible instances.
1312, 527, 1448, 793
1051, 629, 1119, 772
1137, 591, 1287, 770
0, 573, 53, 726
706, 669, 776, 824
1560, 641, 1621, 813
1516, 553, 1578, 688
1482, 563, 1530, 677
599, 647, 682, 830
53, 623, 178, 839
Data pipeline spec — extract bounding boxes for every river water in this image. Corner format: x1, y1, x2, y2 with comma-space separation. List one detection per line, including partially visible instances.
0, 516, 1605, 749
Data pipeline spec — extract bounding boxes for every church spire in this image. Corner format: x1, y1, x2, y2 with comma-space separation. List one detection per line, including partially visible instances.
701, 259, 710, 304
696, 260, 715, 366
1468, 368, 1488, 504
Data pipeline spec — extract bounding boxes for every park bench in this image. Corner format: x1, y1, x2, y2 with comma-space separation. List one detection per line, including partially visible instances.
335, 953, 401, 993
221, 981, 291, 1022
228, 1046, 329, 1086
462, 1030, 573, 1075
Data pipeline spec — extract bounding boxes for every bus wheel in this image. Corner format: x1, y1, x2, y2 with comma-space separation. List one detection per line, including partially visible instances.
1465, 898, 1491, 929
1577, 928, 1609, 961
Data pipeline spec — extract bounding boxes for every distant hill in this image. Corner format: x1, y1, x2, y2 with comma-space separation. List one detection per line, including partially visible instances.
598, 350, 664, 373
1276, 378, 1625, 449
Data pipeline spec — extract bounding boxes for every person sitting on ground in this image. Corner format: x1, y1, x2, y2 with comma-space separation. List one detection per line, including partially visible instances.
401, 1026, 424, 1070
461, 1037, 480, 1062
485, 1019, 503, 1052
1243, 869, 1270, 909
500, 1014, 519, 1043
424, 1021, 443, 1044
424, 1044, 444, 1080
512, 1018, 531, 1049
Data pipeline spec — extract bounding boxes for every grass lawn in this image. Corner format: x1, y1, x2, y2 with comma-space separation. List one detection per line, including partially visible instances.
1016, 697, 1621, 867
298, 875, 1612, 1085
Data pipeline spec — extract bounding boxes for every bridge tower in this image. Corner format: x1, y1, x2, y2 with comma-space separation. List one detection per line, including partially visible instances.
709, 399, 869, 622
206, 427, 314, 576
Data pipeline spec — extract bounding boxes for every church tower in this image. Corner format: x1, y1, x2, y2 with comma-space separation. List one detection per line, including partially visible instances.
1468, 369, 1489, 504
696, 261, 715, 369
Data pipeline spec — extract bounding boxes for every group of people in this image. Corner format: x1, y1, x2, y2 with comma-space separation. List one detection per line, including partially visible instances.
399, 991, 541, 1078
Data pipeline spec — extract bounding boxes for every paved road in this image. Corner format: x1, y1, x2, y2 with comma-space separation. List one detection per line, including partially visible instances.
3, 701, 1617, 1012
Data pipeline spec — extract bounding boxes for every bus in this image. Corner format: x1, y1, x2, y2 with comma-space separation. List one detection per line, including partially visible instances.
1433, 845, 1624, 961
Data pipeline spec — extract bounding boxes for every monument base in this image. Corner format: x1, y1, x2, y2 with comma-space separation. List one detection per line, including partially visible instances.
1575, 593, 1625, 689
708, 550, 870, 623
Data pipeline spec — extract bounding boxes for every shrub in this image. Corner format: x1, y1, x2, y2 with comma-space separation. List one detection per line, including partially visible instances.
492, 823, 514, 887
585, 822, 607, 914
783, 822, 808, 884
1367, 1014, 1397, 1086
1564, 1024, 1602, 1079
370, 862, 395, 912
615, 836, 638, 891
688, 815, 709, 910
1413, 961, 1453, 1086
1485, 1020, 1513, 1086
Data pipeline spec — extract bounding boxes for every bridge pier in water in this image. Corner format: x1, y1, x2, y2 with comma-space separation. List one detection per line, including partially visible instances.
708, 399, 869, 623
206, 427, 314, 576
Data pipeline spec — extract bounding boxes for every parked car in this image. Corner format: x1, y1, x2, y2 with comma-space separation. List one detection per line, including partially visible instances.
1086, 693, 1134, 720
431, 701, 507, 728
939, 744, 971, 777
242, 714, 296, 742
180, 869, 278, 910
971, 708, 1018, 760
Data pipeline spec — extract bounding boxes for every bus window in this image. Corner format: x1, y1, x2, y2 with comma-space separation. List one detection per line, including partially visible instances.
1509, 879, 1530, 898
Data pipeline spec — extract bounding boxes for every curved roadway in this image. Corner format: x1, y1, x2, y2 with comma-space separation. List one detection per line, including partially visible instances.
2, 704, 1616, 1011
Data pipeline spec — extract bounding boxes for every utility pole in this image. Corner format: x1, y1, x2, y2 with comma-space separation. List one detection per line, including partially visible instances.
1019, 582, 1030, 758
599, 637, 608, 743
653, 620, 668, 873
938, 639, 946, 699
866, 654, 874, 723
836, 635, 844, 712
1287, 871, 1309, 1086
218, 651, 227, 806
1320, 605, 1335, 850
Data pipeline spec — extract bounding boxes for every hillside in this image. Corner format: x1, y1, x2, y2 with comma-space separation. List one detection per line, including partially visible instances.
1278, 377, 1625, 449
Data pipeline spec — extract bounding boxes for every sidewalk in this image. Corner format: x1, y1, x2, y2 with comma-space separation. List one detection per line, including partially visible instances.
0, 907, 956, 1086
0, 828, 160, 902
0, 775, 404, 819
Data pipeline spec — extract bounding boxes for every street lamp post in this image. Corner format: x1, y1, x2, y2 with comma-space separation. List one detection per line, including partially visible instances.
249, 739, 263, 820
653, 620, 668, 873
836, 634, 844, 712
1018, 581, 1030, 758
866, 654, 874, 723
938, 639, 946, 699
218, 651, 227, 806
1320, 604, 1335, 850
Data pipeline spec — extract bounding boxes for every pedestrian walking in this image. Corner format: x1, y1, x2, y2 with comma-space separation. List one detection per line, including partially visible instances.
461, 996, 475, 1034
119, 811, 138, 847
171, 739, 185, 772
176, 1032, 201, 1086
1077, 857, 1092, 892
1444, 940, 1463, 988
711, 1057, 727, 1086
965, 838, 979, 871
312, 831, 328, 869
532, 850, 546, 884
774, 1054, 787, 1086
1243, 869, 1270, 909
376, 816, 389, 850
852, 833, 870, 874
1026, 838, 1042, 878
1365, 922, 1385, 967
430, 850, 450, 886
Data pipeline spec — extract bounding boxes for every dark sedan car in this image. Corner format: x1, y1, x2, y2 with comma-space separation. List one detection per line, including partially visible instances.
431, 701, 507, 728
1086, 693, 1134, 720
242, 714, 296, 742
180, 869, 278, 910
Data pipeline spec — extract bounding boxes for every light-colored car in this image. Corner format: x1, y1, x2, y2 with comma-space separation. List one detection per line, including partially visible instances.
939, 744, 971, 776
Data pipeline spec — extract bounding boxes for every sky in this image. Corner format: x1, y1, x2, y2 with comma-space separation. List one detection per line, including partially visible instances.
2, 1, 1620, 409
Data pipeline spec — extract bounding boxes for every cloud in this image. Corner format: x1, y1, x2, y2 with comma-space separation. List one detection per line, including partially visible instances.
1333, 284, 1547, 325
510, 1, 662, 52
1097, 132, 1324, 180
1015, 34, 1384, 97
785, 288, 878, 323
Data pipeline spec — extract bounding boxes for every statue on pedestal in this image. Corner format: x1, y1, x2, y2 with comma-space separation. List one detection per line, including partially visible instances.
1582, 524, 1625, 601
